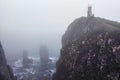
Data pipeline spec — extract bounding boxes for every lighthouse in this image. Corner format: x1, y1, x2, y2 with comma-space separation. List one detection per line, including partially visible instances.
87, 6, 94, 17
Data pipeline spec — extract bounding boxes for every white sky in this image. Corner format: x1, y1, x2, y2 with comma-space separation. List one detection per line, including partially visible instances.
0, 0, 120, 57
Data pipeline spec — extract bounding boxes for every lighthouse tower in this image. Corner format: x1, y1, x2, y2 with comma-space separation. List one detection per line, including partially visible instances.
87, 6, 94, 17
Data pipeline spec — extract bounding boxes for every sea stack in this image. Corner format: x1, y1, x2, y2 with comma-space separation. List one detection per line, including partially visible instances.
39, 45, 49, 65
22, 50, 33, 67
53, 7, 120, 80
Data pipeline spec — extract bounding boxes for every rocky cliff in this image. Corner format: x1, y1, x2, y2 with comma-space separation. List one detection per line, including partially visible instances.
0, 42, 16, 80
53, 17, 120, 80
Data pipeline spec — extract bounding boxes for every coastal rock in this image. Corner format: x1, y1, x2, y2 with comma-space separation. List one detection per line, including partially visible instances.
0, 42, 16, 80
22, 50, 33, 67
39, 45, 49, 65
53, 17, 120, 80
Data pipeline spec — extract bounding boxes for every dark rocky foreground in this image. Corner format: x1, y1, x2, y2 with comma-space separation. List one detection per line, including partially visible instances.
53, 17, 120, 80
0, 42, 16, 80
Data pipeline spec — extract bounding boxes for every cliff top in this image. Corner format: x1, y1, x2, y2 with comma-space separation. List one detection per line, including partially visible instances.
62, 17, 120, 47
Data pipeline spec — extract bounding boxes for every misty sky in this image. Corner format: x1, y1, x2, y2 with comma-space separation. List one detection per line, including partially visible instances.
0, 0, 120, 57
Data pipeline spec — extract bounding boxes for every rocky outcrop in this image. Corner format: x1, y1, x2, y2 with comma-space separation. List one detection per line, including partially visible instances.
22, 50, 33, 67
0, 42, 16, 80
39, 45, 49, 65
53, 17, 120, 80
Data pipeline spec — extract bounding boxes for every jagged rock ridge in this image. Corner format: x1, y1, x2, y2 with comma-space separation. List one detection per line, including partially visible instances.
0, 42, 16, 80
53, 17, 120, 80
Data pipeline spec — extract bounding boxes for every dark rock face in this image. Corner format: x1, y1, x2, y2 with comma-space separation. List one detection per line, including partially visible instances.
0, 42, 16, 80
53, 17, 120, 80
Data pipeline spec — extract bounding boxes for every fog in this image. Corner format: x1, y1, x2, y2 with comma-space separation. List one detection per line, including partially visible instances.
0, 0, 120, 58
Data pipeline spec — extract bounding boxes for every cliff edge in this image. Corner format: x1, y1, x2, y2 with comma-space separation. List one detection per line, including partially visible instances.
0, 42, 16, 80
